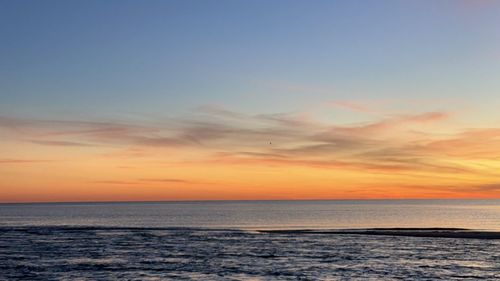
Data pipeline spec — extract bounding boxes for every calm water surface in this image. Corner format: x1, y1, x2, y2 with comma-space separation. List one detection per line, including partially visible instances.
1, 200, 499, 280
0, 199, 499, 230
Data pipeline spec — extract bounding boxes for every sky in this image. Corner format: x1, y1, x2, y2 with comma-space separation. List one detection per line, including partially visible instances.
1, 0, 500, 202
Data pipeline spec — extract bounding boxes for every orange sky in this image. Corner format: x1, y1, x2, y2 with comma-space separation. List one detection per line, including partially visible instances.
1, 105, 500, 202
2, 1, 500, 202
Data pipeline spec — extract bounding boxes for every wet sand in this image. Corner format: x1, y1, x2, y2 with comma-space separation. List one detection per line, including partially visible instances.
259, 228, 500, 239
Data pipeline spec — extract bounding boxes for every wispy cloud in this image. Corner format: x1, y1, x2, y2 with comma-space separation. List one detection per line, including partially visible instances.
396, 182, 500, 196
0, 107, 492, 178
0, 159, 50, 164
468, 183, 500, 193
30, 140, 95, 147
418, 128, 500, 159
330, 100, 377, 114
89, 180, 138, 185
139, 178, 192, 183
3, 105, 500, 198
332, 112, 449, 135
90, 178, 195, 185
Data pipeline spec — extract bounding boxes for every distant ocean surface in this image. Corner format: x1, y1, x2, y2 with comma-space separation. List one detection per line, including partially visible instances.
1, 200, 499, 280
1, 199, 499, 230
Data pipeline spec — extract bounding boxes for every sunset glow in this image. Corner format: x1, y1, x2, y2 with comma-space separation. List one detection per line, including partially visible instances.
1, 0, 500, 202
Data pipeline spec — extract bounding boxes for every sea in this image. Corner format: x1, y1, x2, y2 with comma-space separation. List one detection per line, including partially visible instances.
0, 200, 499, 280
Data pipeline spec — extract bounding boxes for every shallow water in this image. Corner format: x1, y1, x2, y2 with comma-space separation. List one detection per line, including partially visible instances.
1, 226, 499, 280
1, 200, 499, 280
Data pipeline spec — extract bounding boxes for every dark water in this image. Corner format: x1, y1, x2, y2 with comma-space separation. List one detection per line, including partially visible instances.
0, 200, 499, 280
1, 226, 499, 280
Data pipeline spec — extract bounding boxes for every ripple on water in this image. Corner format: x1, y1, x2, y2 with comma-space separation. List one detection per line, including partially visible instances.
0, 227, 499, 280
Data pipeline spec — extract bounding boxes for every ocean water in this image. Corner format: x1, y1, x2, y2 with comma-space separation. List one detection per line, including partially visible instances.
1, 200, 499, 230
0, 200, 499, 280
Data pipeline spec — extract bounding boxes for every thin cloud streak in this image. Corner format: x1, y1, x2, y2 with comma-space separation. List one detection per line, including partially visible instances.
0, 159, 50, 164
90, 180, 138, 185
0, 107, 495, 179
30, 140, 95, 147
90, 178, 196, 185
330, 100, 376, 114
139, 178, 192, 183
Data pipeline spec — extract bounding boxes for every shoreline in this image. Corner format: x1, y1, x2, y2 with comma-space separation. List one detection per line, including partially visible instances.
259, 228, 500, 239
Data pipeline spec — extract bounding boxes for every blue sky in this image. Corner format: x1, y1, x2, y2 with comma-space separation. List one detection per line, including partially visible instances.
2, 0, 500, 121
3, 1, 500, 201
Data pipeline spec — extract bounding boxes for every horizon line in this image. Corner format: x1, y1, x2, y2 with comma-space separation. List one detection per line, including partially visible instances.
1, 198, 499, 205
